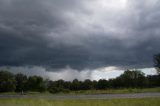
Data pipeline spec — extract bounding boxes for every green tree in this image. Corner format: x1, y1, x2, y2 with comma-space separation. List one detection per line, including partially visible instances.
97, 79, 108, 89
81, 79, 93, 90
56, 79, 65, 89
27, 76, 46, 92
15, 73, 28, 92
118, 70, 147, 88
154, 54, 160, 74
47, 80, 70, 94
71, 79, 80, 90
0, 71, 16, 92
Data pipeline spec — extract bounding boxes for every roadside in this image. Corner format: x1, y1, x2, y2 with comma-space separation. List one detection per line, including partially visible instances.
0, 92, 160, 100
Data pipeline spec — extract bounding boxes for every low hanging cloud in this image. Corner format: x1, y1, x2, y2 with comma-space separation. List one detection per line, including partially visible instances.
0, 66, 157, 81
0, 0, 160, 74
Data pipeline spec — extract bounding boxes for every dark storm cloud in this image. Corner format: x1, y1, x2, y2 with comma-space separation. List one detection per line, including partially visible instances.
0, 0, 160, 70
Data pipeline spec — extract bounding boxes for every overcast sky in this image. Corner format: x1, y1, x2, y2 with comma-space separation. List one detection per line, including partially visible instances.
0, 0, 159, 80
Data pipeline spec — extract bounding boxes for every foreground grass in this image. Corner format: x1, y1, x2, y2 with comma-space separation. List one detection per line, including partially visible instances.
0, 97, 160, 106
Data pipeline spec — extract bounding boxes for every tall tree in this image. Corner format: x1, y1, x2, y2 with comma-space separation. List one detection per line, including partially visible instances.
154, 54, 160, 74
81, 79, 93, 90
15, 73, 28, 92
27, 76, 46, 92
0, 71, 16, 92
97, 79, 108, 89
71, 79, 80, 90
118, 70, 146, 88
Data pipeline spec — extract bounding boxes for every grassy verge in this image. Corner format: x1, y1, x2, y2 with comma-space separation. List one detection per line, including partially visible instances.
0, 97, 160, 106
0, 87, 160, 95
70, 87, 160, 95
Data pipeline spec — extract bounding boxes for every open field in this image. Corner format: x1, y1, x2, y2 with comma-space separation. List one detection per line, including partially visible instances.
23, 87, 160, 95
1, 87, 160, 95
0, 97, 160, 106
1, 88, 160, 106
70, 87, 160, 95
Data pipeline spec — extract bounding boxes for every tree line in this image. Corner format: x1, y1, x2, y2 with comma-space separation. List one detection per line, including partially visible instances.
0, 70, 160, 93
0, 53, 160, 93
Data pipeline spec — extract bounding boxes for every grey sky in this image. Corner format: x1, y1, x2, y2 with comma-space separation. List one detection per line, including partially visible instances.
0, 0, 160, 71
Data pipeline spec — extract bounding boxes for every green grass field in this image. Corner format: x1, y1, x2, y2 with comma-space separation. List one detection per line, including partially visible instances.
1, 88, 160, 106
30, 87, 160, 95
1, 87, 160, 96
70, 87, 160, 95
0, 97, 160, 106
